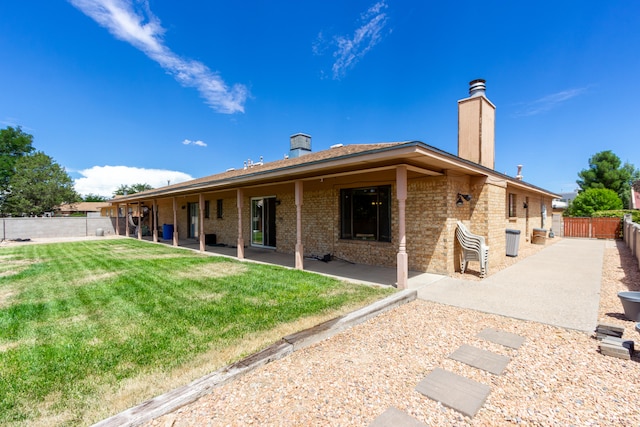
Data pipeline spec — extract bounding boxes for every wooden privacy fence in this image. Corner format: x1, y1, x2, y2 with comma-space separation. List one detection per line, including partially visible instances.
563, 217, 621, 239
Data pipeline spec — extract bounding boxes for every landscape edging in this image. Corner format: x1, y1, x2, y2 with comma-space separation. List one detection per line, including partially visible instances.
92, 289, 417, 427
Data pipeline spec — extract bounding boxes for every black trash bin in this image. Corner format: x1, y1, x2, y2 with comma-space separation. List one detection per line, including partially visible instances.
506, 229, 521, 257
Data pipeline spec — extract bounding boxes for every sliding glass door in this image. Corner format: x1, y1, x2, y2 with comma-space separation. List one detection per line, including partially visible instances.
251, 197, 276, 248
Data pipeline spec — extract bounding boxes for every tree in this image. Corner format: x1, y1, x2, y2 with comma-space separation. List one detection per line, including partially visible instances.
0, 126, 34, 196
113, 183, 153, 196
83, 193, 108, 202
3, 152, 80, 216
576, 150, 639, 209
564, 188, 622, 217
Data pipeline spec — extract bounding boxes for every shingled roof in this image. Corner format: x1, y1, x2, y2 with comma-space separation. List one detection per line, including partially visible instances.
112, 142, 408, 201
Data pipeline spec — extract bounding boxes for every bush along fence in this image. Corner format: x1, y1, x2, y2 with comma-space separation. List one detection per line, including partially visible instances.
623, 214, 640, 269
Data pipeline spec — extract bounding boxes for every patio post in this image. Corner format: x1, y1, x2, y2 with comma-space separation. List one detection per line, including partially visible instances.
137, 202, 142, 240
172, 197, 178, 246
115, 203, 120, 236
125, 202, 130, 237
295, 180, 303, 270
237, 189, 245, 259
199, 193, 205, 252
396, 165, 408, 289
152, 199, 158, 242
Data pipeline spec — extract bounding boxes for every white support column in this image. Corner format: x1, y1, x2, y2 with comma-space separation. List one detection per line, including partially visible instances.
152, 199, 158, 242
199, 193, 205, 252
396, 166, 408, 289
237, 189, 245, 259
172, 197, 178, 246
295, 180, 304, 270
125, 203, 130, 237
137, 202, 143, 240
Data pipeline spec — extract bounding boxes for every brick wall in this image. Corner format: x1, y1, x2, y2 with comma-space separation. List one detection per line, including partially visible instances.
133, 174, 553, 278
504, 186, 553, 246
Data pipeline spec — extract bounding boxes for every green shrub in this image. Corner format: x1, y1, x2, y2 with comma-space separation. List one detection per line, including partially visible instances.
593, 209, 640, 223
564, 188, 622, 217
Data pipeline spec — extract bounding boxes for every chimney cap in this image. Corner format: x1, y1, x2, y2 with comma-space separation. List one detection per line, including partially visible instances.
469, 79, 486, 97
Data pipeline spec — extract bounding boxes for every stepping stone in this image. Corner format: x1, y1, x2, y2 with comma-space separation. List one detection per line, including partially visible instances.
477, 328, 525, 349
448, 344, 511, 375
599, 336, 634, 360
595, 323, 624, 340
415, 368, 490, 418
368, 407, 427, 427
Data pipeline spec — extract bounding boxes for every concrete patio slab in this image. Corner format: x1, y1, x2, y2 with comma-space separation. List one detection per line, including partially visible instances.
417, 239, 604, 332
415, 368, 490, 418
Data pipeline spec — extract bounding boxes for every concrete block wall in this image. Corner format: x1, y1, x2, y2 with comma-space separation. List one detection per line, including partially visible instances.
1, 217, 116, 240
623, 216, 640, 268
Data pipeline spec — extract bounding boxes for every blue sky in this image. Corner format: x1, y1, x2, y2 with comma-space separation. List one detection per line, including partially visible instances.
1, 1, 638, 197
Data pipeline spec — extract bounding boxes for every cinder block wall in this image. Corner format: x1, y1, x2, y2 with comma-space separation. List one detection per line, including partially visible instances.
1, 217, 116, 240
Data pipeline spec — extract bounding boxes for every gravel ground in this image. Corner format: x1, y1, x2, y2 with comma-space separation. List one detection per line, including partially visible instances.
146, 239, 640, 427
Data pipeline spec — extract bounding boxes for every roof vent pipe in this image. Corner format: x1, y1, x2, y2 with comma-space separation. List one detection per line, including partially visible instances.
516, 164, 523, 180
469, 79, 486, 98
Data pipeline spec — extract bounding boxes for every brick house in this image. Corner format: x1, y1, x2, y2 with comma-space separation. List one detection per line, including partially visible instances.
111, 80, 558, 288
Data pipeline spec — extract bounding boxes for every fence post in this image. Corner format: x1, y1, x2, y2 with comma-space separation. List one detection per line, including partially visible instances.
633, 224, 638, 259
623, 214, 631, 246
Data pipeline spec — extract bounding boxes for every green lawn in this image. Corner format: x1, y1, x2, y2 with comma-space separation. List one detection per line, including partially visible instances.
0, 239, 394, 426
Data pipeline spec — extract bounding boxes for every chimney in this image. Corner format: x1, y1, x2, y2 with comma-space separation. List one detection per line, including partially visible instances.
516, 164, 523, 180
289, 133, 312, 158
458, 79, 495, 169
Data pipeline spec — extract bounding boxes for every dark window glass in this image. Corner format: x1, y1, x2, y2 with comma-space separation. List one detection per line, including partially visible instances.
340, 186, 391, 242
508, 193, 517, 217
216, 199, 223, 219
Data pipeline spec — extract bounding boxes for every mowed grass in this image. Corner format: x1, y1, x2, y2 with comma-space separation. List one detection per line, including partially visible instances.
0, 239, 394, 426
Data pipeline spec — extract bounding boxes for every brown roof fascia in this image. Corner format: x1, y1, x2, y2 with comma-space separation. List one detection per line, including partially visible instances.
112, 141, 559, 202
111, 142, 411, 202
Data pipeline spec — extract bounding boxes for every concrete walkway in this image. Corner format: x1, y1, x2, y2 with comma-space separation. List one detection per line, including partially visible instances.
415, 238, 605, 332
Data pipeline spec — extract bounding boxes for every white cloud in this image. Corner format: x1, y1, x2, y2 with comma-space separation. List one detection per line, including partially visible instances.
69, 0, 248, 113
74, 165, 193, 197
514, 87, 589, 117
182, 139, 207, 147
327, 1, 390, 79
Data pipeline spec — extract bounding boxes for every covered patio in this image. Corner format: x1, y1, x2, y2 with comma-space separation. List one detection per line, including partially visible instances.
137, 235, 445, 289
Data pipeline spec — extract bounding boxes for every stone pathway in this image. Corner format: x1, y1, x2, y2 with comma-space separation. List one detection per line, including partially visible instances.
369, 327, 526, 426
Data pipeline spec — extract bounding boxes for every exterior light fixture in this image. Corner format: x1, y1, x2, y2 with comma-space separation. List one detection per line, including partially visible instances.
456, 193, 472, 207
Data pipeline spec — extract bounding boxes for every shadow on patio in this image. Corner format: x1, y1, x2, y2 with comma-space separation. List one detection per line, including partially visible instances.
139, 236, 444, 289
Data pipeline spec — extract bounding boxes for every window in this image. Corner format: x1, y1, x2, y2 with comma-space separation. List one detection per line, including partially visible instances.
204, 200, 210, 219
340, 186, 391, 242
216, 199, 223, 219
508, 193, 517, 217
